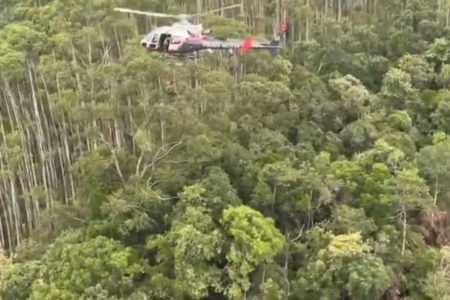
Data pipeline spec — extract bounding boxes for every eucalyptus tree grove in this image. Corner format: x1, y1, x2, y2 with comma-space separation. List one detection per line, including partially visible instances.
1, 0, 450, 299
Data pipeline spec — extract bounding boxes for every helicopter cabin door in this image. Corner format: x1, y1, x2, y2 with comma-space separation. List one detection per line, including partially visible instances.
158, 33, 171, 52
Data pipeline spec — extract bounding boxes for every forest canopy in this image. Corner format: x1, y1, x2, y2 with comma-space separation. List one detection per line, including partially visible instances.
1, 0, 450, 299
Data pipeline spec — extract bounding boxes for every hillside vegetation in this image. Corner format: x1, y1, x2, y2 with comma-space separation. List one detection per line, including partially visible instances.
2, 0, 450, 299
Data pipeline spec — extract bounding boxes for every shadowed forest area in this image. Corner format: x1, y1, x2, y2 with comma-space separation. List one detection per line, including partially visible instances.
2, 0, 450, 299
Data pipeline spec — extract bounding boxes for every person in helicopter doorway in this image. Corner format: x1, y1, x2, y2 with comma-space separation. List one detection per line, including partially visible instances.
163, 36, 170, 52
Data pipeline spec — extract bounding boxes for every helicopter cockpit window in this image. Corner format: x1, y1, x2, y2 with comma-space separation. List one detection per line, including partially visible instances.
171, 36, 182, 44
151, 34, 159, 44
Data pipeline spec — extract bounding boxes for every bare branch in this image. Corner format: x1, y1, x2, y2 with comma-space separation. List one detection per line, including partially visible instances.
289, 224, 305, 242
139, 140, 183, 178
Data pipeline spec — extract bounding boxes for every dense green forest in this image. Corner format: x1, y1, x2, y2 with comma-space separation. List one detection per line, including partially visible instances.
2, 0, 450, 299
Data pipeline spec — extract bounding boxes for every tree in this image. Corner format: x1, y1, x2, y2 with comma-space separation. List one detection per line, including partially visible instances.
295, 232, 392, 300
221, 205, 285, 299
388, 168, 434, 256
1, 0, 450, 298
30, 234, 144, 299
147, 206, 225, 299
417, 133, 450, 207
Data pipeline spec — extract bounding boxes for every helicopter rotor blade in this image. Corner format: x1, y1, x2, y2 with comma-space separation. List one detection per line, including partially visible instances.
180, 3, 242, 19
114, 3, 241, 21
114, 8, 182, 19
199, 4, 242, 16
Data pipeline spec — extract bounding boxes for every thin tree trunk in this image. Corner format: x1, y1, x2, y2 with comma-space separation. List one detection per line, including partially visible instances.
306, 0, 311, 41
434, 178, 439, 205
401, 207, 406, 256
27, 65, 51, 210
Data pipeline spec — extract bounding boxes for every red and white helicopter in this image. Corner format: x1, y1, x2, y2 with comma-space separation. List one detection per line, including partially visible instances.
114, 4, 288, 57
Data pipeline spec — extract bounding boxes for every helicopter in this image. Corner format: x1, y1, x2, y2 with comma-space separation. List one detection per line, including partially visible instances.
114, 4, 288, 57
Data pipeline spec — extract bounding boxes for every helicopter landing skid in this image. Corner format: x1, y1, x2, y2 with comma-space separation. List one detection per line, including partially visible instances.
159, 51, 198, 59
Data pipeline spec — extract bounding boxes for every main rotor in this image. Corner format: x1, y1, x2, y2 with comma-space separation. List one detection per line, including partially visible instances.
114, 3, 242, 25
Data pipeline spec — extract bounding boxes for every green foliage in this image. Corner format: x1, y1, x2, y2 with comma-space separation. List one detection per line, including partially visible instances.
0, 260, 39, 300
74, 147, 134, 219
296, 232, 393, 300
30, 235, 144, 298
221, 205, 285, 298
203, 15, 248, 39
148, 206, 224, 299
2, 0, 450, 299
99, 179, 169, 241
332, 205, 377, 236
